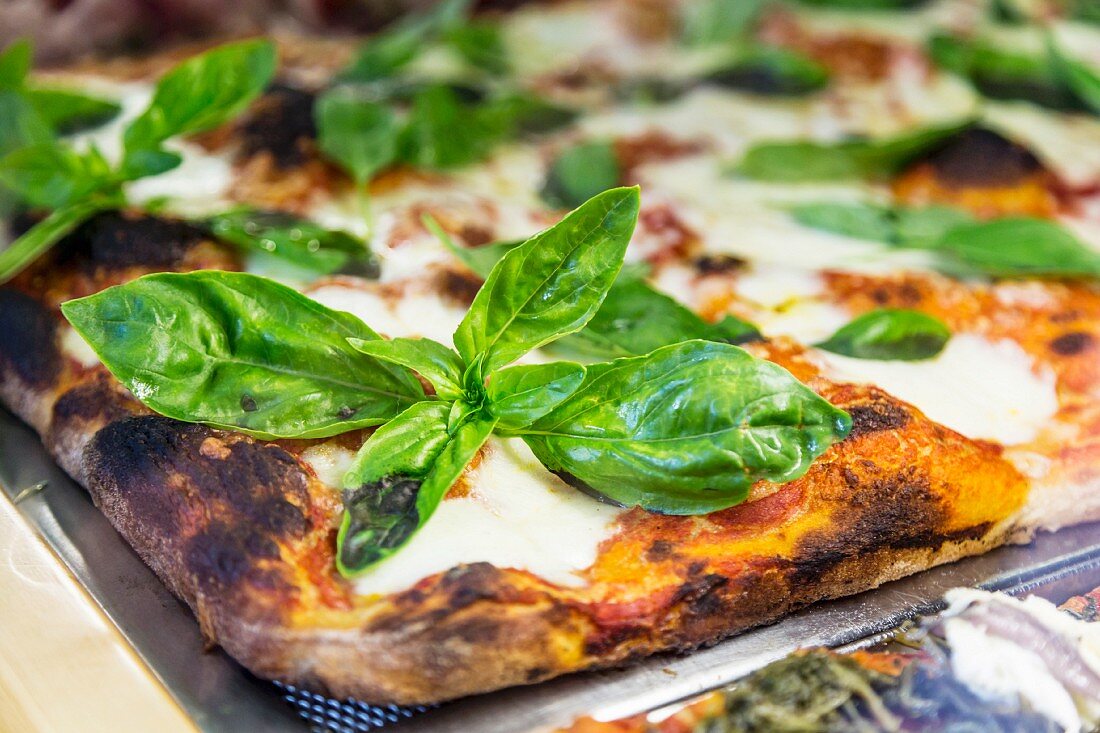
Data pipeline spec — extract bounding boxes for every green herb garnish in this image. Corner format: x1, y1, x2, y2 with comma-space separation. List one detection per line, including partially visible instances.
735, 121, 972, 182
0, 39, 276, 284
63, 189, 851, 576
790, 201, 973, 248
541, 140, 622, 209
817, 308, 951, 360
205, 208, 379, 276
703, 46, 830, 97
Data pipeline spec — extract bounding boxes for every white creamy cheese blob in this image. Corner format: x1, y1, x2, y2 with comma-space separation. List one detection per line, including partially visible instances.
307, 280, 468, 347
348, 438, 624, 597
817, 334, 1058, 445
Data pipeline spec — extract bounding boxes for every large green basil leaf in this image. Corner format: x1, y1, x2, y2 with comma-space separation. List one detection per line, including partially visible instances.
316, 88, 400, 185
736, 121, 971, 181
703, 47, 829, 97
0, 196, 116, 284
338, 403, 494, 576
817, 308, 950, 360
1050, 37, 1100, 115
121, 39, 276, 176
206, 208, 378, 276
551, 276, 760, 358
541, 141, 621, 210
521, 340, 851, 514
487, 361, 586, 430
348, 336, 466, 400
0, 142, 113, 209
932, 217, 1100, 277
789, 201, 973, 248
929, 33, 1079, 110
25, 88, 121, 135
453, 187, 640, 376
61, 271, 425, 439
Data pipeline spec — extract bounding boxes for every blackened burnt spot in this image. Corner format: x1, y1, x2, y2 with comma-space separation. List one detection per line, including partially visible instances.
646, 540, 675, 562
0, 288, 60, 388
694, 254, 746, 275
337, 406, 356, 420
85, 415, 310, 543
236, 84, 318, 169
54, 211, 207, 272
922, 128, 1045, 188
437, 267, 483, 307
846, 401, 911, 440
186, 521, 256, 587
52, 374, 138, 427
240, 394, 258, 412
674, 573, 729, 618
1050, 331, 1094, 356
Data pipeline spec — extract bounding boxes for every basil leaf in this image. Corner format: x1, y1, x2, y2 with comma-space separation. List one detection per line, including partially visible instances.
446, 21, 509, 75
521, 340, 852, 514
0, 40, 31, 89
817, 308, 950, 360
206, 208, 378, 276
552, 277, 761, 358
796, 0, 931, 8
316, 88, 400, 184
338, 401, 452, 575
681, 0, 767, 46
790, 201, 973, 247
423, 213, 522, 278
338, 0, 472, 83
0, 197, 114, 283
348, 336, 466, 399
453, 186, 640, 376
704, 47, 830, 97
487, 361, 586, 430
736, 121, 972, 181
0, 142, 113, 209
1050, 37, 1100, 115
932, 217, 1100, 277
929, 33, 1078, 110
121, 39, 276, 175
541, 141, 621, 210
0, 91, 50, 157
61, 271, 425, 439
25, 88, 121, 134
483, 93, 577, 136
399, 83, 508, 170
339, 404, 494, 576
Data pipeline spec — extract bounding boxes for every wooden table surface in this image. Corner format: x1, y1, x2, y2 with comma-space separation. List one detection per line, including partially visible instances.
0, 494, 195, 733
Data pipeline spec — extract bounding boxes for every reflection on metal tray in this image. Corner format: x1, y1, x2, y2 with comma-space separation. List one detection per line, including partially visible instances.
2, 405, 1099, 733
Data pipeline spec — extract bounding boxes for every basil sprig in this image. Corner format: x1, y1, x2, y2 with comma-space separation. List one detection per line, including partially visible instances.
0, 39, 276, 284
790, 201, 974, 248
426, 215, 760, 359
790, 201, 1100, 278
206, 208, 379, 276
817, 309, 951, 360
735, 121, 972, 182
64, 188, 850, 576
0, 40, 121, 157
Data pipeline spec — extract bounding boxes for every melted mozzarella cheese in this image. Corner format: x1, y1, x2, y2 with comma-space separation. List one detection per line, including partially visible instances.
300, 442, 357, 488
730, 265, 852, 343
351, 438, 623, 596
817, 334, 1058, 445
307, 280, 467, 346
60, 326, 100, 368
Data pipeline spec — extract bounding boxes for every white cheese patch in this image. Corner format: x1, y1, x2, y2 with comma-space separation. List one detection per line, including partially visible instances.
817, 334, 1058, 445
299, 442, 357, 488
60, 326, 100, 368
731, 265, 852, 343
125, 141, 234, 216
306, 280, 467, 347
352, 438, 623, 596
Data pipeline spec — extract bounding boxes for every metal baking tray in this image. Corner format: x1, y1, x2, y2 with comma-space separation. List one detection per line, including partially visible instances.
3, 404, 1099, 733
